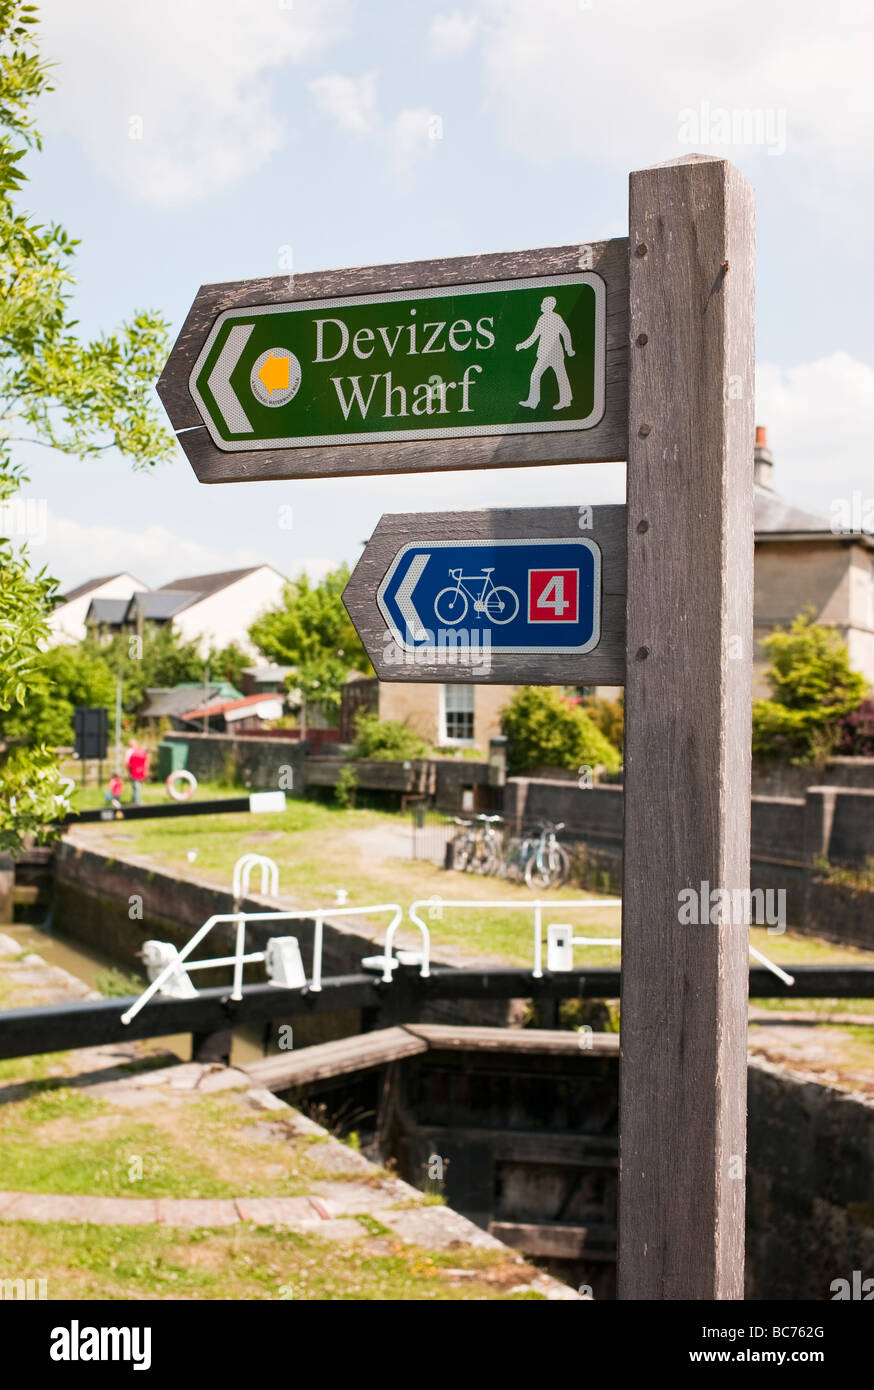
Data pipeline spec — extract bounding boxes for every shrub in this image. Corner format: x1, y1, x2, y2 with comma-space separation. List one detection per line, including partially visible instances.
500, 687, 622, 776
334, 763, 358, 807
579, 694, 624, 752
752, 613, 868, 765
350, 712, 430, 762
835, 698, 874, 757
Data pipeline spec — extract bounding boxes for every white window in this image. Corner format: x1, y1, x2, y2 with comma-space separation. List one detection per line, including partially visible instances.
442, 684, 475, 745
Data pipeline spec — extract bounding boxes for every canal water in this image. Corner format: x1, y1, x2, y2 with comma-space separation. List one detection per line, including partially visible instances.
6, 914, 265, 1066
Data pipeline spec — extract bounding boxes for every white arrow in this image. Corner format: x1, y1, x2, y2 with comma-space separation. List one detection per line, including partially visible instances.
206, 323, 255, 434
396, 553, 429, 641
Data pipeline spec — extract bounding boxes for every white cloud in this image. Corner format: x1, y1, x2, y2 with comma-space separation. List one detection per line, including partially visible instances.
428, 11, 480, 55
37, 0, 347, 204
392, 107, 442, 173
43, 513, 264, 591
309, 72, 378, 133
475, 0, 874, 168
756, 352, 874, 514
291, 555, 337, 582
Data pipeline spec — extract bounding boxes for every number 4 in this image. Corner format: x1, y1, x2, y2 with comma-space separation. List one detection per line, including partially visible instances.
539, 574, 569, 615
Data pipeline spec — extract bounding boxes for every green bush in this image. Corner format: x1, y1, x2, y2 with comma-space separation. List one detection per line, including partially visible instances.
579, 693, 624, 752
334, 762, 358, 807
350, 712, 430, 762
752, 613, 868, 765
500, 687, 622, 776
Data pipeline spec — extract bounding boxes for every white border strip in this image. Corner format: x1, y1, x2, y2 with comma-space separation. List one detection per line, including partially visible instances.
376, 536, 602, 655
189, 273, 607, 452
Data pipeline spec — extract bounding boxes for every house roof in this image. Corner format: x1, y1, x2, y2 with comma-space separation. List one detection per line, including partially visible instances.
85, 598, 129, 625
181, 692, 284, 721
127, 591, 200, 620
158, 567, 267, 597
61, 573, 146, 603
754, 485, 874, 548
140, 686, 228, 719
755, 487, 831, 534
59, 565, 288, 617
241, 664, 296, 682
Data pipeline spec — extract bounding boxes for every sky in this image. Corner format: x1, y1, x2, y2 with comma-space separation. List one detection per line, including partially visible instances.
12, 0, 874, 591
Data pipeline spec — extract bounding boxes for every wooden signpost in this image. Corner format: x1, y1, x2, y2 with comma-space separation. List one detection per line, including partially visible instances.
159, 154, 755, 1301
157, 239, 627, 482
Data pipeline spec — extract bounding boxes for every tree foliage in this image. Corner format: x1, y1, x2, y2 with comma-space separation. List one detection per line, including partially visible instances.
0, 638, 115, 749
0, 2, 174, 849
752, 612, 868, 765
249, 566, 371, 718
94, 627, 244, 714
500, 686, 622, 776
578, 693, 624, 752
0, 625, 250, 753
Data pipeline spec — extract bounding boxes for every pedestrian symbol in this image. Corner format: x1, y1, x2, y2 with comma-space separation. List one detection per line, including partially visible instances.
517, 296, 575, 410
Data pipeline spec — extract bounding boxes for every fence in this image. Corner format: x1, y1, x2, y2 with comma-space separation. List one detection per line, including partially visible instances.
410, 807, 459, 864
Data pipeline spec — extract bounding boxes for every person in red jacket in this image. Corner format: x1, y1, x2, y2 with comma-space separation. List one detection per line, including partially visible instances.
124, 741, 149, 805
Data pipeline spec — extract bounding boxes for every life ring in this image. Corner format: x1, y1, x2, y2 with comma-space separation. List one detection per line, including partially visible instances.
166, 769, 197, 802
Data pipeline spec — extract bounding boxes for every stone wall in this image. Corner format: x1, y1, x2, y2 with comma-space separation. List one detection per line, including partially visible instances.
746, 1058, 874, 1300
164, 733, 496, 813
165, 732, 306, 792
752, 757, 874, 798
505, 777, 874, 948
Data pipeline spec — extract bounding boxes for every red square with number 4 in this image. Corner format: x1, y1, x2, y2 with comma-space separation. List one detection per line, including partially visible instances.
528, 569, 579, 622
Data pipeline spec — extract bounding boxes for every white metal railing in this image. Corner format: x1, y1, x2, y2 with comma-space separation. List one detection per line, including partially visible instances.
407, 896, 794, 986
233, 853, 278, 901
120, 852, 404, 1025
230, 855, 280, 999
121, 879, 795, 1024
409, 897, 622, 979
372, 917, 432, 983
120, 902, 404, 1025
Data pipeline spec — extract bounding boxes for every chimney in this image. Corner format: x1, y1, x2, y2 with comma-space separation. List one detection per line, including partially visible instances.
754, 424, 774, 490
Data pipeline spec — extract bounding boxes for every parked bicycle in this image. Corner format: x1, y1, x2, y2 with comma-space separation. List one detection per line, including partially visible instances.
523, 820, 570, 889
500, 820, 570, 889
450, 813, 504, 874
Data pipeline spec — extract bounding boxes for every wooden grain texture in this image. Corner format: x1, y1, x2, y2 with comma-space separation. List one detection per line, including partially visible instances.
342, 503, 626, 685
489, 1222, 615, 1261
618, 156, 755, 1300
412, 1126, 618, 1167
158, 239, 628, 482
405, 1024, 620, 1055
242, 1026, 427, 1090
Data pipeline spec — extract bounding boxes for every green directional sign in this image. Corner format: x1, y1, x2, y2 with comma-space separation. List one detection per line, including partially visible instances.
189, 274, 605, 452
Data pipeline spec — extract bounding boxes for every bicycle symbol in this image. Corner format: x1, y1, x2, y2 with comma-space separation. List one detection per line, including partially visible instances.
434, 567, 520, 626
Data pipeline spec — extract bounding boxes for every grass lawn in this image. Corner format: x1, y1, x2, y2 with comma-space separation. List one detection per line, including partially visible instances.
0, 1220, 542, 1300
0, 1070, 544, 1300
0, 1084, 336, 1199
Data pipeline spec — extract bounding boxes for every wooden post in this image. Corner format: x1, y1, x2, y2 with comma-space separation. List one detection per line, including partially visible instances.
619, 155, 755, 1300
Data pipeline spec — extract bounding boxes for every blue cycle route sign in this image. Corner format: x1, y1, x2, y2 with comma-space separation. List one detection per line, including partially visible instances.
376, 538, 601, 655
